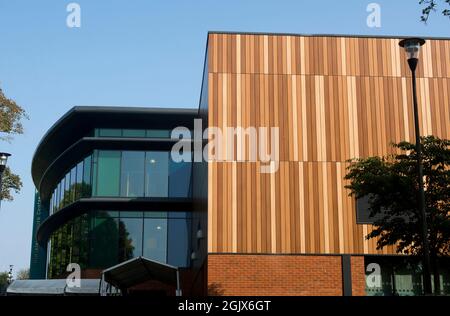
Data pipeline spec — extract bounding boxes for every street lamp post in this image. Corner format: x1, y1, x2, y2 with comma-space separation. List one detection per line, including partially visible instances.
7, 265, 13, 284
0, 152, 11, 208
398, 38, 432, 295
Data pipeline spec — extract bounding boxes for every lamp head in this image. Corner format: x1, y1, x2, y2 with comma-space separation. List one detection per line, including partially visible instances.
0, 152, 11, 172
399, 38, 425, 60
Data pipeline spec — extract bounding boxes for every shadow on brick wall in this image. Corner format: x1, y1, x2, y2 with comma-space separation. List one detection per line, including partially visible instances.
208, 282, 225, 296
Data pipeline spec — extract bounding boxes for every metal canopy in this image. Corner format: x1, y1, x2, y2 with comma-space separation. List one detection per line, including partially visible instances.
64, 279, 101, 295
6, 279, 100, 295
102, 256, 181, 295
7, 279, 66, 295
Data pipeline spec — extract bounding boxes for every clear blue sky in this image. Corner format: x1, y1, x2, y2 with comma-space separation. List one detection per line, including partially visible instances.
0, 0, 449, 275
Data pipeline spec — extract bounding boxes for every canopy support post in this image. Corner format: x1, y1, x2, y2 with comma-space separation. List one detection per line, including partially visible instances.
176, 269, 182, 296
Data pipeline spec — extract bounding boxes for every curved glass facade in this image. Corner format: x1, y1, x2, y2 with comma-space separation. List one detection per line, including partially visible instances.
49, 155, 92, 215
47, 211, 192, 278
46, 149, 193, 278
49, 150, 192, 213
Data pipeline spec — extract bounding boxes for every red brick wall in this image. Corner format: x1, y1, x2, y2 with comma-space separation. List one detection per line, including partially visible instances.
82, 269, 102, 279
208, 254, 345, 296
350, 256, 366, 296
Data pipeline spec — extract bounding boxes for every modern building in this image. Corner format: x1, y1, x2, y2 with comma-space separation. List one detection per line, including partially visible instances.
30, 32, 450, 296
29, 107, 207, 295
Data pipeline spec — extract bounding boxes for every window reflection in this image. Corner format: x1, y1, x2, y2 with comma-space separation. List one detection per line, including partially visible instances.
119, 218, 143, 261
123, 129, 146, 138
75, 161, 83, 200
64, 172, 70, 207
169, 160, 192, 197
95, 151, 120, 196
168, 218, 191, 267
90, 216, 119, 268
58, 179, 64, 209
49, 150, 192, 214
70, 166, 77, 203
121, 151, 145, 197
50, 154, 92, 214
98, 129, 122, 137
82, 155, 92, 197
47, 211, 192, 278
94, 128, 172, 139
143, 218, 167, 263
145, 151, 169, 197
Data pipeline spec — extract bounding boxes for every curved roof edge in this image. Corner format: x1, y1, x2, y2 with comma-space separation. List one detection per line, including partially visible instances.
32, 106, 198, 190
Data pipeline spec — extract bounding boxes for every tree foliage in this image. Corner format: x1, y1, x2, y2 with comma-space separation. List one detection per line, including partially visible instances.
0, 166, 22, 201
345, 136, 450, 258
16, 268, 29, 280
0, 271, 8, 290
420, 0, 450, 22
0, 85, 27, 202
0, 87, 28, 142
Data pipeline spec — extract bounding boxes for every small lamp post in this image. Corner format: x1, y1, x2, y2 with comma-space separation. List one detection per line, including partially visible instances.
7, 265, 13, 284
398, 38, 432, 295
0, 152, 11, 207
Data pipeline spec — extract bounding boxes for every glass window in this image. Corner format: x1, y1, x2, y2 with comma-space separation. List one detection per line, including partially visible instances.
147, 130, 171, 138
64, 172, 71, 207
49, 193, 54, 216
169, 160, 192, 197
168, 211, 191, 219
70, 166, 77, 203
120, 151, 145, 197
119, 218, 143, 261
51, 191, 54, 214
123, 129, 146, 138
71, 217, 81, 264
76, 161, 83, 200
144, 211, 167, 218
119, 211, 143, 218
98, 129, 122, 137
47, 209, 193, 277
55, 189, 58, 212
145, 151, 169, 197
55, 186, 59, 211
82, 155, 92, 197
95, 151, 121, 197
167, 218, 191, 267
143, 218, 167, 263
54, 187, 57, 212
90, 215, 119, 268
79, 214, 90, 269
58, 178, 64, 209
96, 210, 119, 218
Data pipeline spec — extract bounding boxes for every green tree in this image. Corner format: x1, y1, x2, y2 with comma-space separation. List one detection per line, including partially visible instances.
345, 136, 450, 294
0, 167, 22, 201
420, 0, 450, 22
0, 271, 9, 294
16, 268, 29, 280
0, 85, 28, 201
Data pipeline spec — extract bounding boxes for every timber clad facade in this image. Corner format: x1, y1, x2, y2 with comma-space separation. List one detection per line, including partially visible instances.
205, 33, 450, 295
